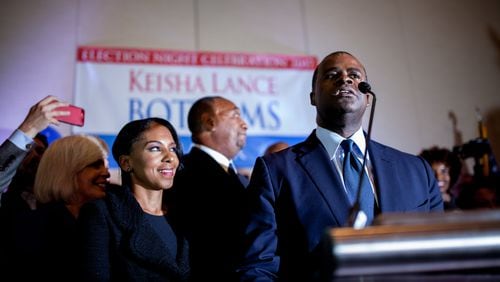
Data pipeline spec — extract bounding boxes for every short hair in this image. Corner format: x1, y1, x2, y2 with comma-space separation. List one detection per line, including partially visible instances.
311, 51, 367, 91
187, 96, 220, 143
34, 135, 109, 204
112, 117, 182, 186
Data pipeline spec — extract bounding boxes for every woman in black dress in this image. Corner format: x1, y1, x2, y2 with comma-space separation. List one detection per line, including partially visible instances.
77, 117, 190, 281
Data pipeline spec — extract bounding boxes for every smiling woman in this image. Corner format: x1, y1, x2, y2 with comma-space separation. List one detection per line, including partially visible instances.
419, 146, 462, 211
34, 135, 110, 216
77, 117, 191, 281
0, 134, 111, 280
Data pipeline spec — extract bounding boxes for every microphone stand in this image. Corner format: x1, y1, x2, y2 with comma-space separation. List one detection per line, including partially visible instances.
347, 82, 376, 229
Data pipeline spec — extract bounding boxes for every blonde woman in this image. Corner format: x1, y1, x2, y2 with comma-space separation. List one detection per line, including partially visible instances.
34, 134, 110, 217
0, 134, 110, 280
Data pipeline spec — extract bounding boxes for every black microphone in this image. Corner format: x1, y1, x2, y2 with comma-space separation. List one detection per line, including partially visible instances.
358, 81, 371, 94
347, 81, 377, 229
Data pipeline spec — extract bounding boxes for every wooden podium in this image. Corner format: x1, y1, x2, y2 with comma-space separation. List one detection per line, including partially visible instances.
322, 209, 500, 281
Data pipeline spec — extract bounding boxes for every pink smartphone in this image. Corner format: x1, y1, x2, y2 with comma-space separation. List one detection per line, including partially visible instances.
55, 104, 85, 126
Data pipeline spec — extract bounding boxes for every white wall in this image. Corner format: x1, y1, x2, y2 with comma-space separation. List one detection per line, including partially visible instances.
1, 0, 499, 158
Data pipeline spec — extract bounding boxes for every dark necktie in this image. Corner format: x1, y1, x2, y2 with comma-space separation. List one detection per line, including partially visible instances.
340, 139, 374, 224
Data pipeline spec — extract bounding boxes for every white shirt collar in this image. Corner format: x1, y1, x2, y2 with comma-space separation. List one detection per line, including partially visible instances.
316, 126, 366, 160
194, 143, 232, 170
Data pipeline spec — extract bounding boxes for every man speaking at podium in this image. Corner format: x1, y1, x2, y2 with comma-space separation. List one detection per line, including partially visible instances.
236, 51, 443, 281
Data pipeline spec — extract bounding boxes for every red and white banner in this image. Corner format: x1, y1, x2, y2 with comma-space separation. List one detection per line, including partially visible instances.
74, 46, 317, 168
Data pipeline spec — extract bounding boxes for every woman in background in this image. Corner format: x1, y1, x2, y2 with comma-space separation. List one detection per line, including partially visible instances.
78, 118, 190, 281
419, 146, 462, 210
0, 134, 110, 280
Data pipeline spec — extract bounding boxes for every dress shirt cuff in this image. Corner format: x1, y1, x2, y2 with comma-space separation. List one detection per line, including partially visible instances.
9, 129, 34, 151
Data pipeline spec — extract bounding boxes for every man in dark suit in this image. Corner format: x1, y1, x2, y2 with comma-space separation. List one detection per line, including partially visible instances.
236, 51, 443, 281
171, 96, 249, 281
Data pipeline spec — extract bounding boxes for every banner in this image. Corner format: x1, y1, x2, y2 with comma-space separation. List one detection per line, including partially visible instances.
74, 46, 317, 169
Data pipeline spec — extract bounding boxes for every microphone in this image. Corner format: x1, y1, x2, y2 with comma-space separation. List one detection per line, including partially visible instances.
347, 81, 377, 229
358, 81, 372, 94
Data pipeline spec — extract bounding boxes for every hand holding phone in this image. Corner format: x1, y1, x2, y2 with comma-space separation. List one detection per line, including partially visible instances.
55, 104, 85, 126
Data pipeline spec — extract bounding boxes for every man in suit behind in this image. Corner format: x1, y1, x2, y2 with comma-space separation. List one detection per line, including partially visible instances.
171, 96, 249, 281
236, 51, 443, 281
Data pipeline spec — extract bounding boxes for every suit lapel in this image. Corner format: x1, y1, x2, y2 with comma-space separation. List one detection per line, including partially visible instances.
369, 141, 406, 212
296, 133, 351, 226
237, 174, 249, 187
191, 147, 248, 188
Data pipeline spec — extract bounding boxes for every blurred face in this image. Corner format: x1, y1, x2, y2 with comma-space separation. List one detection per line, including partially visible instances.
311, 53, 368, 130
211, 98, 248, 159
75, 158, 110, 202
126, 123, 179, 190
431, 162, 451, 194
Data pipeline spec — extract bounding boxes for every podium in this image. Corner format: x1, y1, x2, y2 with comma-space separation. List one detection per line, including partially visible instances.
323, 209, 500, 281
